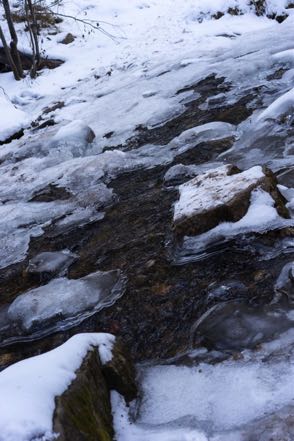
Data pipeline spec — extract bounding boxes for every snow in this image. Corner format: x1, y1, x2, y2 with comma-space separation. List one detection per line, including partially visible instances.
0, 93, 28, 142
113, 327, 294, 441
6, 269, 125, 335
0, 333, 115, 441
174, 165, 265, 223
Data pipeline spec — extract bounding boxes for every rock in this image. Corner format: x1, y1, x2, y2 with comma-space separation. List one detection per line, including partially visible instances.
54, 338, 137, 441
173, 164, 289, 237
0, 333, 137, 441
54, 349, 113, 441
60, 33, 75, 44
102, 339, 138, 403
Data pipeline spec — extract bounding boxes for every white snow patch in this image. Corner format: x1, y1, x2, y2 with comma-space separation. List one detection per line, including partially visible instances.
0, 94, 28, 142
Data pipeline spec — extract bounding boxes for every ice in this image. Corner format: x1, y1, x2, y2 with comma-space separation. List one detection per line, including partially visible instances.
274, 261, 294, 303
164, 164, 200, 185
0, 2, 293, 270
49, 120, 96, 159
113, 328, 294, 441
169, 122, 236, 154
0, 201, 75, 269
257, 87, 294, 122
5, 270, 125, 337
191, 301, 294, 350
27, 250, 78, 276
173, 165, 264, 224
0, 333, 115, 441
138, 361, 294, 430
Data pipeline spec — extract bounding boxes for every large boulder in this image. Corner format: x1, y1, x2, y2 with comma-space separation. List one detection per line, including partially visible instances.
173, 164, 289, 237
54, 339, 137, 441
0, 333, 137, 441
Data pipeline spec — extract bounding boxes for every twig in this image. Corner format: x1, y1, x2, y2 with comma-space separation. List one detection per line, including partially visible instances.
44, 10, 125, 42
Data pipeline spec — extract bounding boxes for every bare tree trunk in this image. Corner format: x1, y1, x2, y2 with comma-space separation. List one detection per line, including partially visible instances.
24, 0, 36, 77
2, 0, 23, 78
0, 24, 21, 80
24, 0, 41, 78
26, 0, 40, 66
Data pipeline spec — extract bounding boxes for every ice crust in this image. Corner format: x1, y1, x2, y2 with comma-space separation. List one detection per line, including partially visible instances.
113, 328, 294, 441
6, 270, 125, 335
27, 250, 78, 275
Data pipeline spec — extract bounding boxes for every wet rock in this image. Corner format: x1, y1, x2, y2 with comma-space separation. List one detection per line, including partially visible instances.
30, 184, 72, 202
102, 339, 137, 403
60, 33, 75, 45
173, 164, 289, 238
54, 349, 113, 441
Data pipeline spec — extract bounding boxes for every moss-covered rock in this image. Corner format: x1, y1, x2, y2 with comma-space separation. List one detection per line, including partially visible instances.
102, 339, 137, 403
53, 339, 137, 441
53, 349, 113, 441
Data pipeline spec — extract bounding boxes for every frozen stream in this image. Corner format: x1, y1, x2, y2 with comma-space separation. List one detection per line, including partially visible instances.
0, 1, 294, 439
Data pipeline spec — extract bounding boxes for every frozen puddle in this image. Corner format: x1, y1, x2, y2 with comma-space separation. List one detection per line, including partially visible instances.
112, 326, 294, 441
0, 270, 126, 345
